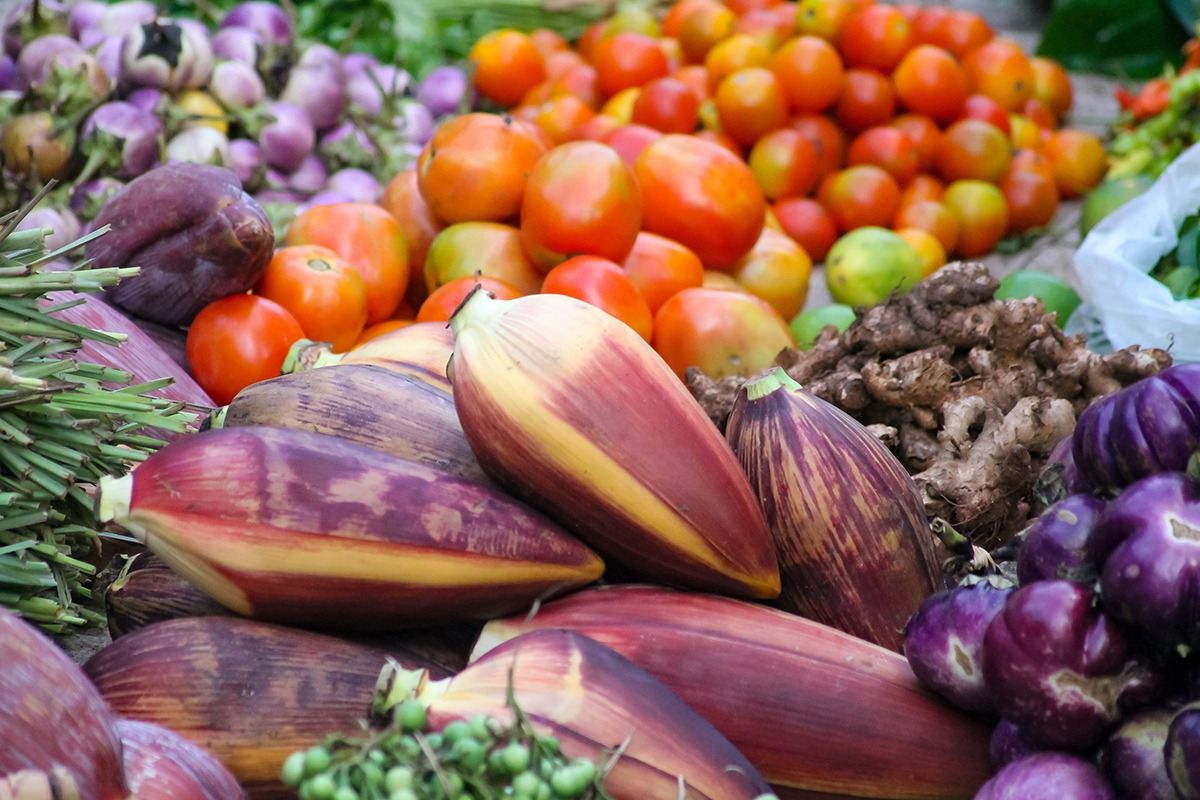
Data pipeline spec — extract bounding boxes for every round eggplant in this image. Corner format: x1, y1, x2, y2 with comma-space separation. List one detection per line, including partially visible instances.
903, 578, 1014, 713
1072, 363, 1200, 491
1102, 708, 1179, 800
990, 719, 1045, 771
1087, 472, 1200, 650
1167, 704, 1200, 799
976, 752, 1116, 800
982, 579, 1160, 750
1016, 494, 1107, 586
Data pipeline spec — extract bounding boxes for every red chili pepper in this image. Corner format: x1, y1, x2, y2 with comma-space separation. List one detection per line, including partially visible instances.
1130, 78, 1172, 119
1115, 86, 1138, 111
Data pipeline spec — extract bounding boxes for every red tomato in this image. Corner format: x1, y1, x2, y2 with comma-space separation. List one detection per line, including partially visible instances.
838, 4, 912, 72
834, 68, 896, 135
254, 245, 368, 353
416, 112, 549, 224
621, 230, 706, 312
592, 31, 671, 97
652, 287, 794, 380
769, 35, 845, 114
285, 202, 410, 324
747, 127, 820, 201
846, 126, 920, 186
891, 44, 969, 124
816, 164, 901, 232
379, 167, 444, 310
469, 29, 546, 107
520, 140, 643, 272
541, 255, 654, 342
772, 196, 839, 261
417, 275, 524, 323
630, 76, 702, 133
713, 66, 791, 147
599, 122, 665, 170
186, 294, 305, 406
634, 134, 766, 271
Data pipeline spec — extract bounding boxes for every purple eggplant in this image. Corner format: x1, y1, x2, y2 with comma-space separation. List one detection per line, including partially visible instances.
70, 177, 126, 222
903, 578, 1015, 713
1167, 704, 1200, 799
327, 168, 380, 204
295, 189, 354, 215
1072, 363, 1200, 492
226, 137, 265, 189
165, 127, 231, 167
218, 1, 292, 49
67, 1, 106, 39
256, 100, 314, 171
982, 579, 1160, 750
318, 120, 377, 170
286, 154, 327, 195
975, 752, 1116, 800
0, 55, 16, 91
346, 63, 409, 115
208, 58, 264, 111
415, 65, 471, 117
78, 100, 163, 180
1016, 494, 1107, 586
279, 44, 345, 131
396, 99, 436, 145
84, 163, 274, 327
210, 25, 262, 67
14, 33, 80, 86
1087, 472, 1200, 650
1102, 708, 1179, 800
97, 1, 157, 38
990, 719, 1046, 771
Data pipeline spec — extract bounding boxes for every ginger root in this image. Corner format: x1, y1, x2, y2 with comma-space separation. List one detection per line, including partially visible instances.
688, 261, 1172, 548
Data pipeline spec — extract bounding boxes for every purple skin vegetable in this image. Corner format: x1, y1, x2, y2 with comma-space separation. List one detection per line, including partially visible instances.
208, 58, 265, 111
286, 154, 327, 195
1167, 704, 1200, 799
0, 55, 17, 91
226, 138, 266, 189
97, 1, 157, 37
120, 18, 213, 92
1072, 363, 1200, 491
982, 579, 1161, 750
1016, 494, 1107, 586
903, 578, 1015, 714
345, 64, 410, 115
165, 127, 231, 167
975, 752, 1116, 800
989, 719, 1045, 771
210, 25, 262, 67
77, 101, 163, 181
1087, 472, 1200, 650
68, 1, 106, 39
258, 101, 315, 172
218, 1, 292, 49
14, 33, 81, 86
16, 207, 80, 252
415, 65, 471, 116
1102, 708, 1179, 800
279, 45, 346, 132
396, 99, 436, 145
327, 168, 380, 204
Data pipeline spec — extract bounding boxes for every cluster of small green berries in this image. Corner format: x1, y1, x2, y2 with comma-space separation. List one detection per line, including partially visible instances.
280, 697, 610, 800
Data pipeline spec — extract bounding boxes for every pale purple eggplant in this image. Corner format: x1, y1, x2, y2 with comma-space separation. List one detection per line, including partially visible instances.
14, 32, 80, 86
85, 163, 274, 327
416, 64, 471, 116
0, 54, 16, 91
341, 52, 377, 76
1102, 708, 1178, 800
1072, 363, 1200, 491
286, 153, 326, 194
346, 62, 409, 115
218, 1, 292, 49
280, 44, 345, 131
78, 100, 162, 180
1088, 472, 1200, 650
92, 35, 123, 84
210, 24, 261, 67
327, 167, 380, 203
1167, 704, 1200, 799
903, 578, 1014, 714
1016, 494, 1107, 586
295, 189, 353, 215
115, 718, 242, 800
208, 57, 264, 110
226, 137, 265, 188
97, 1, 157, 38
396, 98, 436, 144
989, 719, 1045, 771
70, 177, 125, 222
16, 206, 80, 251
318, 119, 377, 170
982, 579, 1160, 749
28, 46, 113, 114
67, 1, 106, 39
124, 85, 163, 114
165, 127, 230, 167
120, 18, 213, 91
257, 100, 314, 171
975, 752, 1116, 800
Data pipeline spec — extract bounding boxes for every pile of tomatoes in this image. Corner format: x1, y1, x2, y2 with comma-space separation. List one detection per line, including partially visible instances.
184, 0, 1111, 405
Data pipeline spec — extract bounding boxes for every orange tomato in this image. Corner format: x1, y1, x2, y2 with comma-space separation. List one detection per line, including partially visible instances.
254, 245, 368, 353
714, 66, 791, 147
728, 226, 813, 319
1030, 56, 1073, 123
705, 33, 773, 92
793, 0, 871, 42
592, 31, 671, 98
379, 167, 444, 287
423, 221, 544, 296
817, 164, 901, 232
889, 113, 943, 172
895, 226, 946, 277
417, 275, 524, 323
790, 113, 847, 182
941, 179, 1008, 257
621, 231, 706, 312
285, 202, 410, 324
747, 127, 821, 201
634, 134, 767, 270
541, 255, 654, 342
652, 287, 794, 380
999, 165, 1059, 234
892, 198, 960, 254
770, 35, 845, 114
962, 38, 1034, 112
1043, 128, 1107, 198
935, 118, 1012, 183
520, 140, 643, 272
773, 196, 839, 261
834, 67, 896, 134
846, 126, 920, 186
416, 112, 548, 224
892, 44, 969, 124
675, 0, 737, 63
838, 3, 912, 72
898, 173, 945, 207
630, 76, 702, 133
469, 29, 546, 107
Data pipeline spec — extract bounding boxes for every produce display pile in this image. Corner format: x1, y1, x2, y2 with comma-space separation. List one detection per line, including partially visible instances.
3, 0, 1200, 798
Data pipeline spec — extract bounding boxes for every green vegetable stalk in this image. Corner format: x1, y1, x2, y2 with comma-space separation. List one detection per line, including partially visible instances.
0, 188, 199, 632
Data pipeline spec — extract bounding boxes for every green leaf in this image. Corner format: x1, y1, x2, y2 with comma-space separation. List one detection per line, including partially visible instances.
1036, 0, 1194, 79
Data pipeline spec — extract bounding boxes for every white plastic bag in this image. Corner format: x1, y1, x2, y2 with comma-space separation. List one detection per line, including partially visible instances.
1065, 141, 1200, 361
